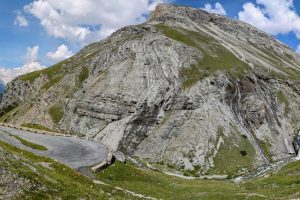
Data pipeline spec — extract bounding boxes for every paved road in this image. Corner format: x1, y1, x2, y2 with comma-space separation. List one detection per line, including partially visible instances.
0, 126, 108, 169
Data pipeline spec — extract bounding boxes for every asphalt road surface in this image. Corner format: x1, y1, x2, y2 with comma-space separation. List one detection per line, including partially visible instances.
0, 126, 108, 169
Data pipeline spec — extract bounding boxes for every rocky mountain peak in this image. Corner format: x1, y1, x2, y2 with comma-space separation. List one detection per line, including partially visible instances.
149, 4, 294, 55
149, 4, 212, 22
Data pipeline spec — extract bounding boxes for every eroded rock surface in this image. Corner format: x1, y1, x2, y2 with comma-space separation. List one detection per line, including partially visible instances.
0, 4, 299, 176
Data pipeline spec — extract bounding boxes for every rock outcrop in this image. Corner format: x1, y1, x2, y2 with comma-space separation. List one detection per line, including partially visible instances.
0, 4, 299, 176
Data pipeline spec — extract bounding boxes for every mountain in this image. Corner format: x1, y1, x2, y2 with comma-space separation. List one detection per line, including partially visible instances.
0, 82, 4, 93
0, 80, 5, 101
0, 4, 299, 176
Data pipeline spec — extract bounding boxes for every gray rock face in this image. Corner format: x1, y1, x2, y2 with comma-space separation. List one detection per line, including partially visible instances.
0, 4, 300, 176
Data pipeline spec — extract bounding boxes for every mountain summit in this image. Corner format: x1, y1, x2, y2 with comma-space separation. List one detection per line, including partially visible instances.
0, 4, 299, 176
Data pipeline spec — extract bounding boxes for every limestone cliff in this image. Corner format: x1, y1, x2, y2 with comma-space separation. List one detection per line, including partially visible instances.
1, 4, 299, 176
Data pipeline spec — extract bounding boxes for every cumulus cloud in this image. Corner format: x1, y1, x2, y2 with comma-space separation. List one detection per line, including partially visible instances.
0, 46, 45, 84
202, 2, 227, 15
238, 0, 300, 37
24, 0, 168, 44
47, 44, 73, 62
14, 12, 29, 27
25, 46, 40, 64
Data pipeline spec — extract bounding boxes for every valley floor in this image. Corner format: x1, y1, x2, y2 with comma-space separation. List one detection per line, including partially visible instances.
0, 133, 300, 199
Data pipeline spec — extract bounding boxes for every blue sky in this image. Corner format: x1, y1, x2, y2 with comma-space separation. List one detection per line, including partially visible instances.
1, 0, 300, 83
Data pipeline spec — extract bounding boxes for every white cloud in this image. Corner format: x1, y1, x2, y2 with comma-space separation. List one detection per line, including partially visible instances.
238, 0, 300, 38
25, 46, 40, 64
14, 12, 29, 27
47, 44, 73, 62
0, 46, 45, 84
202, 2, 227, 15
24, 0, 168, 44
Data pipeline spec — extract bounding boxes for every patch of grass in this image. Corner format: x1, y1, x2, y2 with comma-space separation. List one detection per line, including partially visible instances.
97, 159, 300, 200
156, 24, 202, 48
41, 76, 63, 90
0, 102, 19, 117
2, 138, 300, 199
21, 123, 52, 132
97, 161, 248, 200
248, 43, 300, 81
0, 106, 19, 123
19, 71, 42, 83
277, 91, 290, 115
19, 60, 67, 84
209, 130, 256, 176
180, 47, 249, 90
0, 140, 135, 199
48, 104, 64, 124
243, 160, 300, 199
156, 24, 249, 90
78, 66, 89, 84
257, 139, 273, 162
13, 135, 48, 151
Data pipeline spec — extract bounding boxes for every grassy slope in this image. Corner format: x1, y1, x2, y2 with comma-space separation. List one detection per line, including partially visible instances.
0, 140, 138, 200
19, 60, 67, 84
156, 24, 249, 90
209, 129, 256, 177
97, 161, 300, 200
156, 24, 300, 89
244, 161, 300, 199
97, 161, 247, 200
1, 138, 300, 200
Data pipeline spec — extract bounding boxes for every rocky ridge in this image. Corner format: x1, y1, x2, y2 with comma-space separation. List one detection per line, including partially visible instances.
0, 4, 299, 176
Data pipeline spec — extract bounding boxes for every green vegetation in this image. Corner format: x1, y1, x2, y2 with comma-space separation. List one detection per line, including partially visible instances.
257, 139, 273, 162
243, 160, 300, 199
156, 24, 202, 48
0, 103, 19, 118
97, 161, 247, 200
19, 60, 68, 87
0, 140, 135, 199
13, 135, 48, 151
209, 129, 256, 176
19, 70, 42, 83
277, 91, 290, 115
0, 106, 19, 123
78, 66, 89, 84
156, 24, 249, 90
262, 51, 300, 81
40, 61, 67, 90
49, 104, 64, 124
247, 43, 300, 81
1, 139, 300, 199
180, 44, 249, 90
97, 160, 300, 199
41, 76, 63, 90
21, 123, 52, 132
